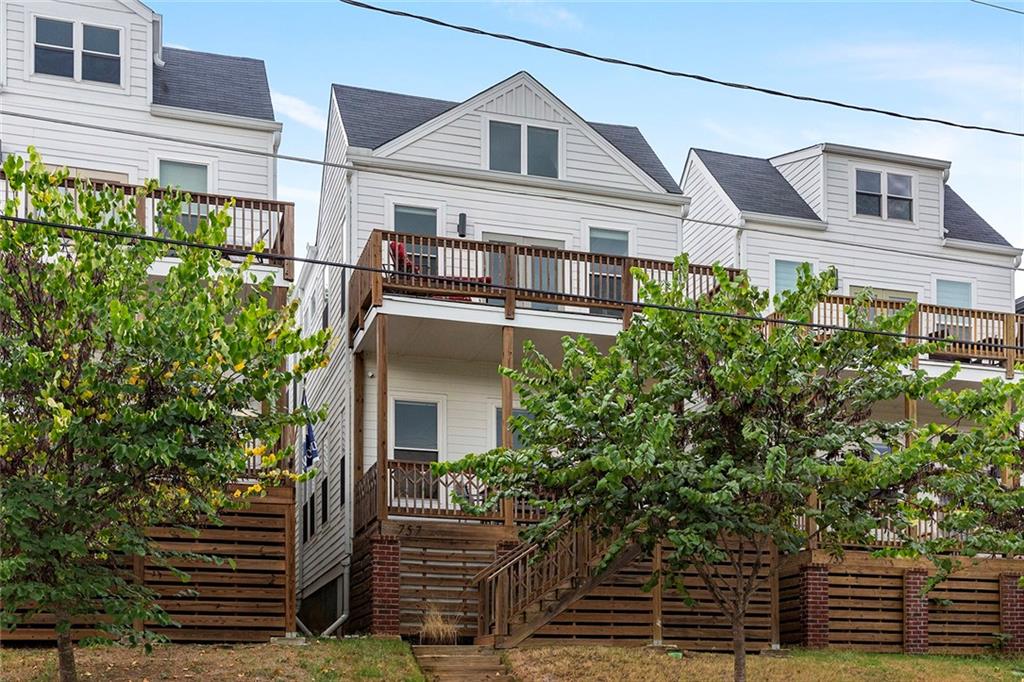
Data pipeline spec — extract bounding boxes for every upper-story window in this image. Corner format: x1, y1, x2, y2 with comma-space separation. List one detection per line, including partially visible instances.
34, 17, 121, 86
488, 120, 559, 179
855, 169, 913, 221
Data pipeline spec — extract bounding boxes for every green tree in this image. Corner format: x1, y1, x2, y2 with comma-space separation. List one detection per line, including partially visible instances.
449, 258, 1023, 682
0, 150, 328, 682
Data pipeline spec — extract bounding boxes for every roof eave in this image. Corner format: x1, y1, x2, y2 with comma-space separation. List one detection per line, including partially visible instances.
942, 237, 1021, 258
150, 103, 281, 132
740, 211, 826, 231
821, 143, 951, 171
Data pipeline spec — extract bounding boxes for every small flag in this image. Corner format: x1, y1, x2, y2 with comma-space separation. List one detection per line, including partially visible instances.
302, 392, 319, 471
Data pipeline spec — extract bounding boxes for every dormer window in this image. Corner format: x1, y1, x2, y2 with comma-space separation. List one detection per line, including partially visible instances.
855, 169, 913, 221
487, 120, 559, 179
33, 17, 121, 86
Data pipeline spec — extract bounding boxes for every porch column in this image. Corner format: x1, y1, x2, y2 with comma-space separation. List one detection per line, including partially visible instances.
501, 325, 515, 526
353, 352, 365, 482
377, 315, 389, 522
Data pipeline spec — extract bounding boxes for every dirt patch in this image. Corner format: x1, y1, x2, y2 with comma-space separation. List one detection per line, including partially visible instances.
0, 638, 424, 682
505, 646, 1024, 682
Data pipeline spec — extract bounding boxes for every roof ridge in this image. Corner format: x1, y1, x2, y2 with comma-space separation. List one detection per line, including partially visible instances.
160, 46, 265, 64
693, 148, 770, 162
332, 83, 458, 106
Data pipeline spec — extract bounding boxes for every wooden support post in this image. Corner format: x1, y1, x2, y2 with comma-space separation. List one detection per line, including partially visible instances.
284, 487, 297, 632
806, 492, 819, 550
770, 543, 780, 649
1003, 397, 1016, 489
622, 257, 634, 329
353, 352, 365, 482
651, 544, 663, 645
134, 187, 147, 231
132, 554, 145, 632
905, 312, 920, 448
904, 394, 918, 448
371, 231, 384, 307
501, 325, 515, 526
282, 203, 295, 281
503, 244, 516, 319
376, 315, 389, 522
495, 571, 510, 637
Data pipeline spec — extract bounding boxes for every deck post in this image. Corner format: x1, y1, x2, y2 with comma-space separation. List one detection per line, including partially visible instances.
905, 312, 920, 447
354, 352, 365, 482
622, 257, 634, 329
282, 203, 295, 281
503, 244, 516, 319
377, 315, 389, 522
284, 486, 297, 633
501, 325, 515, 526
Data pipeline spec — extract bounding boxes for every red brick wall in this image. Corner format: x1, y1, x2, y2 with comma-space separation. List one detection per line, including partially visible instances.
1000, 573, 1024, 654
800, 564, 829, 648
369, 535, 400, 636
903, 569, 929, 654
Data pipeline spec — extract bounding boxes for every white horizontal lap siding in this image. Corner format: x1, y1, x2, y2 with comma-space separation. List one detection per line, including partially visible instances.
1, 93, 276, 198
681, 160, 740, 268
361, 356, 505, 475
742, 228, 1013, 310
352, 171, 679, 260
388, 112, 482, 168
562, 128, 650, 192
772, 156, 823, 219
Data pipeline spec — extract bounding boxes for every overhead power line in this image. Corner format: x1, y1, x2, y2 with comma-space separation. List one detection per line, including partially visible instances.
4, 212, 1023, 353
2, 109, 1020, 275
338, 0, 1024, 138
970, 0, 1024, 15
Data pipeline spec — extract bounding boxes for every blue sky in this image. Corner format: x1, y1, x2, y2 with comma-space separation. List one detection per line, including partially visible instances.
152, 1, 1024, 291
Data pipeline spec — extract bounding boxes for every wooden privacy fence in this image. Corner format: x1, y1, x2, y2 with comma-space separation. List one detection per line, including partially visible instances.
0, 173, 295, 280
348, 229, 737, 343
1, 486, 294, 645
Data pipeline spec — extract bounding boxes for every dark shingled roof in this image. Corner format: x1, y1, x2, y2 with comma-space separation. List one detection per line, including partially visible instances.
1017, 297, 1024, 315
692, 149, 820, 222
942, 185, 1011, 247
154, 48, 275, 122
332, 83, 681, 194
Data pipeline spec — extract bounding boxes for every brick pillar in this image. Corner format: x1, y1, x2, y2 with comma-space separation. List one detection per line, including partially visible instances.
903, 569, 929, 654
800, 563, 829, 648
1000, 573, 1024, 654
370, 535, 400, 637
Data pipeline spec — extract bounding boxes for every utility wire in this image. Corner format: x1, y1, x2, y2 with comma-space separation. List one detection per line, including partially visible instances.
338, 0, 1024, 138
2, 109, 1020, 274
4, 212, 1023, 353
970, 0, 1024, 15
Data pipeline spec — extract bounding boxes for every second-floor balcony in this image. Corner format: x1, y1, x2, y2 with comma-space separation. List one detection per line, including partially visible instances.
347, 229, 735, 343
1, 174, 295, 280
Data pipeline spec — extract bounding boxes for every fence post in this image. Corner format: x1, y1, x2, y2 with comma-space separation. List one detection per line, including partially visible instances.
903, 569, 929, 654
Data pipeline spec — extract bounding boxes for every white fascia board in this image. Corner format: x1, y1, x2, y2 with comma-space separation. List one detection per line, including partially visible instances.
740, 211, 827, 231
768, 144, 825, 167
942, 237, 1022, 259
150, 104, 283, 133
349, 155, 689, 210
820, 143, 951, 171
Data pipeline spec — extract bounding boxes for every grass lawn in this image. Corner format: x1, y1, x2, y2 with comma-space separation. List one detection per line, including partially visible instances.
506, 646, 1024, 682
0, 638, 424, 682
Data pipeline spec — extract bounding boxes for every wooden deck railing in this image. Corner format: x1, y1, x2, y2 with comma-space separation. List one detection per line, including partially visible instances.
1, 174, 295, 280
771, 294, 1022, 370
353, 459, 550, 531
348, 229, 736, 342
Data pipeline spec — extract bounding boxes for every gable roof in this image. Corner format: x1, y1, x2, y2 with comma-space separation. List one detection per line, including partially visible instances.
331, 82, 681, 194
154, 48, 275, 122
942, 185, 1011, 247
692, 149, 820, 221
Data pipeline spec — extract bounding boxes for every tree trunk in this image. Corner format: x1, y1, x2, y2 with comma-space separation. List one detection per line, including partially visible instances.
731, 614, 746, 682
54, 606, 78, 682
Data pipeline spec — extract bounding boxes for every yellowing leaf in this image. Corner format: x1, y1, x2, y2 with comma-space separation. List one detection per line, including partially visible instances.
234, 361, 246, 372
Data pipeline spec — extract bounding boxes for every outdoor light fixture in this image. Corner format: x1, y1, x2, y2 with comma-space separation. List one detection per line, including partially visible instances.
457, 212, 467, 237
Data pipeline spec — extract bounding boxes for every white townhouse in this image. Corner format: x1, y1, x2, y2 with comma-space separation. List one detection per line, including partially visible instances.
682, 144, 1021, 382
292, 71, 719, 638
0, 0, 293, 282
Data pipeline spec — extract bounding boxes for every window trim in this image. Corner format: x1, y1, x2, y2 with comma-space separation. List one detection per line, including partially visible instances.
769, 255, 819, 297
389, 392, 447, 463
320, 476, 329, 526
582, 220, 636, 257
152, 153, 217, 194
844, 280, 923, 303
848, 164, 919, 226
932, 275, 976, 309
481, 113, 566, 180
487, 399, 529, 449
383, 195, 446, 236
29, 13, 125, 91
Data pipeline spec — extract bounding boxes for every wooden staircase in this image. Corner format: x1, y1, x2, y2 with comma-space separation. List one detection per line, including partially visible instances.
412, 645, 512, 681
474, 518, 641, 649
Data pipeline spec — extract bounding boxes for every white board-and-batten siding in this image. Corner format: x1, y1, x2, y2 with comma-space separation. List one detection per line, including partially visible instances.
2, 0, 278, 200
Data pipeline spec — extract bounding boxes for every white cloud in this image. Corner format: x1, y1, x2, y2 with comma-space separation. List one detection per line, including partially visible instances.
497, 0, 583, 30
271, 91, 327, 134
816, 41, 1022, 103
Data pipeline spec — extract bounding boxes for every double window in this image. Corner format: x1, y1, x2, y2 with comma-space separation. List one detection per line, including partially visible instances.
855, 169, 913, 221
488, 120, 559, 178
34, 17, 121, 85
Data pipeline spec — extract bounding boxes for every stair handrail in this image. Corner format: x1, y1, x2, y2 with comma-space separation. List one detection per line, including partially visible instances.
471, 516, 574, 585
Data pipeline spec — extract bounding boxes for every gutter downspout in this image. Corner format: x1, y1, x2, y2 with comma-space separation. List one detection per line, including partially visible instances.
320, 560, 352, 636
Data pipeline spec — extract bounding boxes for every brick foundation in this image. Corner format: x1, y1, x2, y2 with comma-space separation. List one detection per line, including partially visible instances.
1000, 573, 1024, 654
903, 569, 929, 654
800, 563, 829, 648
369, 535, 400, 637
